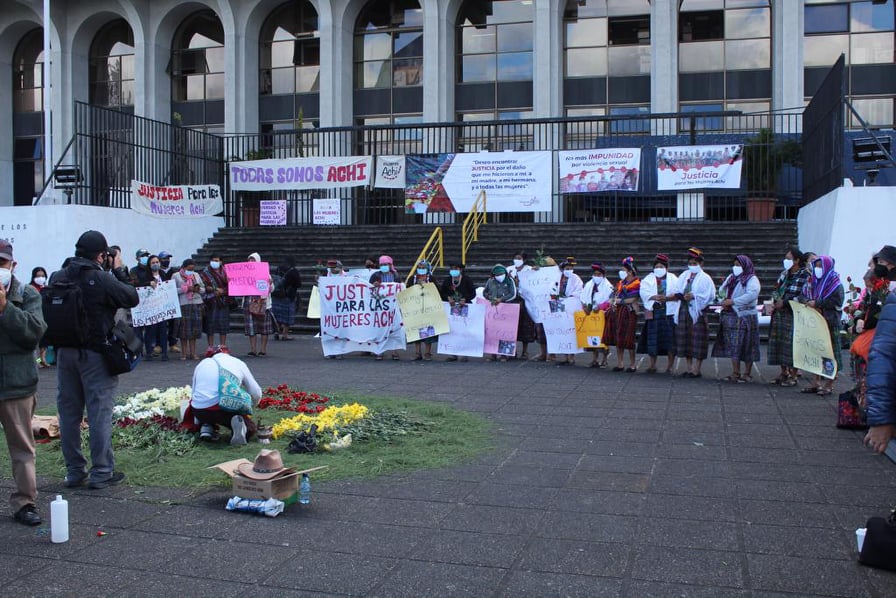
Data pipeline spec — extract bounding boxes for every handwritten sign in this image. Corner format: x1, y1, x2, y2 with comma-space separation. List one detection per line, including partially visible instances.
476, 299, 520, 356
790, 300, 838, 379
437, 302, 485, 357
225, 262, 271, 297
397, 283, 450, 343
319, 280, 405, 356
518, 266, 561, 323
313, 199, 340, 225
574, 310, 606, 349
306, 285, 321, 319
543, 297, 584, 354
131, 280, 181, 327
260, 200, 287, 226
130, 180, 222, 218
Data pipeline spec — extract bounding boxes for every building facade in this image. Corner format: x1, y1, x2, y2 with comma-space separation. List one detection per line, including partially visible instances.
1, 0, 894, 206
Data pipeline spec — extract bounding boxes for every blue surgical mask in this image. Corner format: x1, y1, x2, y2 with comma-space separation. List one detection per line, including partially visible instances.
379, 265, 390, 273
151, 264, 161, 271
449, 269, 461, 277
210, 260, 221, 270
139, 256, 149, 266
416, 268, 427, 276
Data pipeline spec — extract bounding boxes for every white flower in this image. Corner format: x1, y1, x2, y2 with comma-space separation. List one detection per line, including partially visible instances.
113, 386, 191, 421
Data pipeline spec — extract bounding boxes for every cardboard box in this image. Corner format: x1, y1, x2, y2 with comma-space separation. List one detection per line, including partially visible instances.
210, 459, 328, 506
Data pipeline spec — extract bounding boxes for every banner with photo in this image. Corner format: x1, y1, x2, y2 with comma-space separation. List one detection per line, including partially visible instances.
130, 180, 223, 218
131, 281, 182, 327
260, 200, 287, 226
374, 155, 406, 189
229, 156, 373, 191
405, 151, 552, 214
476, 300, 520, 357
574, 310, 606, 349
437, 302, 486, 358
319, 280, 405, 356
790, 300, 838, 380
656, 144, 744, 191
517, 266, 562, 323
397, 283, 450, 343
558, 149, 641, 193
543, 297, 584, 355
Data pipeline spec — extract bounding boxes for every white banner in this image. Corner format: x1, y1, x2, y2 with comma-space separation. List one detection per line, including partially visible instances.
543, 297, 584, 355
229, 156, 373, 191
260, 200, 287, 226
656, 144, 744, 191
517, 266, 561, 323
319, 280, 406, 356
313, 199, 340, 225
375, 155, 406, 189
130, 180, 223, 218
558, 148, 641, 193
131, 280, 182, 327
439, 151, 552, 212
437, 302, 486, 357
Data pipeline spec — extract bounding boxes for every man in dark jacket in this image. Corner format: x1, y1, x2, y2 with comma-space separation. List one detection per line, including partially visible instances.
0, 240, 47, 525
51, 231, 139, 489
865, 291, 896, 453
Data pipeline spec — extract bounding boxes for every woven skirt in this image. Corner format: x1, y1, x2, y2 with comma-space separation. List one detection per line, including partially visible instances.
179, 303, 204, 340
767, 308, 794, 367
611, 307, 638, 350
203, 304, 231, 336
637, 309, 676, 356
675, 306, 709, 360
517, 300, 538, 343
244, 306, 275, 336
712, 311, 760, 363
271, 298, 296, 327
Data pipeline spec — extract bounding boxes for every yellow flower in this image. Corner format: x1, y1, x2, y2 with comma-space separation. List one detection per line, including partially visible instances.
272, 403, 369, 439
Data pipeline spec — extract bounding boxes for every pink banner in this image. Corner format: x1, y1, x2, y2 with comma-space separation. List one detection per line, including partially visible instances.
225, 262, 271, 296
476, 300, 520, 356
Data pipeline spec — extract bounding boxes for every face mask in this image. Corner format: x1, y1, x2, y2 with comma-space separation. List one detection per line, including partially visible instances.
688, 264, 701, 273
161, 260, 171, 269
783, 258, 794, 271
732, 265, 743, 276
653, 267, 666, 278
564, 270, 575, 277
151, 264, 161, 272
416, 268, 427, 276
33, 276, 47, 286
139, 256, 149, 266
618, 270, 628, 281
495, 274, 506, 283
449, 269, 460, 277
185, 269, 194, 276
379, 265, 390, 273
814, 267, 824, 278
592, 275, 604, 284
513, 259, 524, 268
210, 261, 221, 269
0, 268, 12, 288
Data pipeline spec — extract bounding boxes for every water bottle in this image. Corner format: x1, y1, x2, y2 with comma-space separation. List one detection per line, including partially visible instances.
51, 495, 69, 543
299, 473, 311, 505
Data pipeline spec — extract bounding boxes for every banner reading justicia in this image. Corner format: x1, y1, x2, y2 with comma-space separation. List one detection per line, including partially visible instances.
655, 144, 744, 191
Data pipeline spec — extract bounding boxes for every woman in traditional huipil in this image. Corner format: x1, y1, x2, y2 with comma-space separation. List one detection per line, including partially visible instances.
483, 264, 518, 362
554, 257, 584, 366
672, 248, 715, 378
507, 251, 537, 360
580, 261, 614, 368
409, 260, 439, 361
610, 257, 641, 372
638, 253, 679, 374
712, 255, 761, 382
767, 247, 810, 387
798, 255, 844, 396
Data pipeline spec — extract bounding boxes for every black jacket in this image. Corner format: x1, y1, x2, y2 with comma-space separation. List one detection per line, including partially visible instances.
129, 265, 154, 287
440, 275, 476, 302
50, 257, 139, 352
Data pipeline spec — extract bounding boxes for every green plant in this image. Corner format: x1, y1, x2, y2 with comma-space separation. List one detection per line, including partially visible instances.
743, 128, 802, 196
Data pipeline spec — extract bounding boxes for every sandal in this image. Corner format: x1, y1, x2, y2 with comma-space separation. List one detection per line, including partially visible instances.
412, 355, 423, 361
817, 388, 833, 396
737, 375, 753, 383
723, 375, 740, 382
391, 355, 400, 361
589, 361, 600, 368
625, 367, 637, 373
800, 386, 820, 394
375, 355, 384, 361
780, 377, 797, 387
612, 366, 624, 372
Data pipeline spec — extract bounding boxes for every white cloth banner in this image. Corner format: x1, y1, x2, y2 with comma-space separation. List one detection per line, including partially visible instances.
374, 155, 406, 189
558, 148, 641, 193
517, 266, 561, 323
229, 156, 373, 191
319, 280, 406, 356
130, 180, 223, 218
437, 302, 486, 358
441, 151, 552, 212
260, 200, 287, 226
656, 144, 744, 191
543, 297, 584, 355
313, 199, 340, 225
131, 281, 182, 327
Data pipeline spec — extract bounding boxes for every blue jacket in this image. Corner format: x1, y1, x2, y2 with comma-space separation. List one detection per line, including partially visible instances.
866, 292, 896, 426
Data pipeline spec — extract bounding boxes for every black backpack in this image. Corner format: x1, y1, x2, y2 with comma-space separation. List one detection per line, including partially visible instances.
41, 267, 90, 348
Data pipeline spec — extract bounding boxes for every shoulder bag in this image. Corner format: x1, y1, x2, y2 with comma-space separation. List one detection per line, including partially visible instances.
216, 361, 254, 415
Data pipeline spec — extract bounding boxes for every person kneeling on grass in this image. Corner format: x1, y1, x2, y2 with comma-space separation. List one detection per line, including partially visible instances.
186, 345, 262, 444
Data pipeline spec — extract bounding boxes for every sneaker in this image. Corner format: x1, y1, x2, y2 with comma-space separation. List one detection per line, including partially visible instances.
170, 345, 182, 353
13, 504, 42, 526
199, 424, 215, 441
231, 415, 248, 445
88, 471, 126, 490
63, 473, 87, 488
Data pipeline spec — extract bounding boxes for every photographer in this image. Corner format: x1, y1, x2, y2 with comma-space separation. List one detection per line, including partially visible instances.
51, 230, 138, 490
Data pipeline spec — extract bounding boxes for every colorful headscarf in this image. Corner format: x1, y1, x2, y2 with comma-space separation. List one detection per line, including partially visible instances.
808, 255, 841, 301
378, 255, 397, 275
687, 247, 704, 262
621, 256, 638, 275
491, 264, 507, 276
723, 254, 755, 298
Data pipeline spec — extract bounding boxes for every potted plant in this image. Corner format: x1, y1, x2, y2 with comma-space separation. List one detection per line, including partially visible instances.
743, 128, 802, 221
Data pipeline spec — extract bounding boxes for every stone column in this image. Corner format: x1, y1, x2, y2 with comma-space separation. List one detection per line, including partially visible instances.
772, 0, 804, 115
651, 0, 678, 135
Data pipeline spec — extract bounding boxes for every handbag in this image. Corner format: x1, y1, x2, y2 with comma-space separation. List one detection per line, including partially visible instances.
836, 390, 868, 430
100, 321, 142, 375
860, 509, 896, 571
216, 361, 253, 414
248, 298, 266, 318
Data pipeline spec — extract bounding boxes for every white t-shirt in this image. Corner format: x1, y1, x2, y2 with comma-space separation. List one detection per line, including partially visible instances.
191, 353, 263, 410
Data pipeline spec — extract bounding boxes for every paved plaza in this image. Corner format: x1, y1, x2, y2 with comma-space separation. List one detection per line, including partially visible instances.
2, 334, 896, 597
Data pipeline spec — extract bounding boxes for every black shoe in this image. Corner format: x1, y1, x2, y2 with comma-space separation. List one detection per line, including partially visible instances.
88, 471, 125, 490
14, 505, 42, 526
63, 473, 87, 488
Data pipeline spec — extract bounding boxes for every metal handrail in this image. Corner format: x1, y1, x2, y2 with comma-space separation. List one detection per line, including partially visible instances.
461, 191, 487, 265
405, 227, 444, 285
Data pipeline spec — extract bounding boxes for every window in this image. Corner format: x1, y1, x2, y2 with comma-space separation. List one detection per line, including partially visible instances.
805, 4, 849, 35
12, 29, 43, 113
170, 10, 225, 103
260, 2, 320, 96
354, 0, 423, 90
90, 19, 135, 107
679, 11, 724, 42
608, 16, 650, 46
457, 0, 533, 84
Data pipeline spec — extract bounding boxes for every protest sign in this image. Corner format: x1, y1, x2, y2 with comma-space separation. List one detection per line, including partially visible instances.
437, 302, 485, 357
225, 262, 271, 296
374, 155, 406, 189
656, 144, 744, 191
306, 285, 321, 319
517, 266, 561, 323
790, 300, 838, 379
229, 156, 373, 191
131, 281, 181, 327
260, 200, 287, 225
130, 180, 223, 218
574, 310, 606, 349
312, 199, 340, 225
475, 300, 520, 356
558, 148, 641, 193
543, 297, 583, 354
319, 280, 405, 356
397, 283, 450, 343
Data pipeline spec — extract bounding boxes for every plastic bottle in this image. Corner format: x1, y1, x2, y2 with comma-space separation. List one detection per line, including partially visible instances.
299, 473, 311, 505
51, 495, 69, 543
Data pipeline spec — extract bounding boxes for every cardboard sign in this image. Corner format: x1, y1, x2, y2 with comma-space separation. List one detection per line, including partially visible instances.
543, 297, 584, 354
790, 300, 838, 380
306, 285, 321, 319
517, 266, 561, 323
260, 200, 287, 225
397, 282, 450, 343
319, 280, 405, 356
476, 299, 520, 356
225, 262, 271, 296
437, 302, 485, 357
574, 310, 606, 349
131, 280, 182, 327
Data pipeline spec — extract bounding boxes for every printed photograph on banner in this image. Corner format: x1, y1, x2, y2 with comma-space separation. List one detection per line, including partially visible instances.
259, 200, 287, 226
375, 155, 406, 189
405, 154, 457, 214
558, 148, 641, 193
656, 144, 744, 191
450, 304, 469, 317
497, 340, 516, 356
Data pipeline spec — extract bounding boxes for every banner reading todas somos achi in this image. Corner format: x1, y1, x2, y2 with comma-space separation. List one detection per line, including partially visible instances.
656, 144, 744, 190
319, 280, 406, 356
558, 149, 641, 193
229, 156, 373, 191
130, 180, 223, 218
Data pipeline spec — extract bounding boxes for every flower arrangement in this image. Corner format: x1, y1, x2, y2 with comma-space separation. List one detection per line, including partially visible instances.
258, 384, 331, 413
272, 403, 370, 440
113, 386, 191, 421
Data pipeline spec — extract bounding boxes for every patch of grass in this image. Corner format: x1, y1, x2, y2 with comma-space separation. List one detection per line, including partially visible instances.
7, 394, 493, 490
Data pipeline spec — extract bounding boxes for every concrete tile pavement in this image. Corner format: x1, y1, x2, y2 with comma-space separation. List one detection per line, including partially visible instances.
1, 333, 895, 596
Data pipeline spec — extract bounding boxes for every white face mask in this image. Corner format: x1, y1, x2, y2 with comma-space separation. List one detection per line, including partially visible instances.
513, 259, 523, 268
618, 270, 628, 281
592, 275, 604, 284
33, 276, 47, 286
814, 267, 824, 278
783, 258, 794, 271
495, 274, 506, 283
210, 261, 221, 269
688, 264, 701, 273
732, 265, 743, 277
564, 269, 575, 277
0, 267, 11, 288
653, 267, 666, 278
